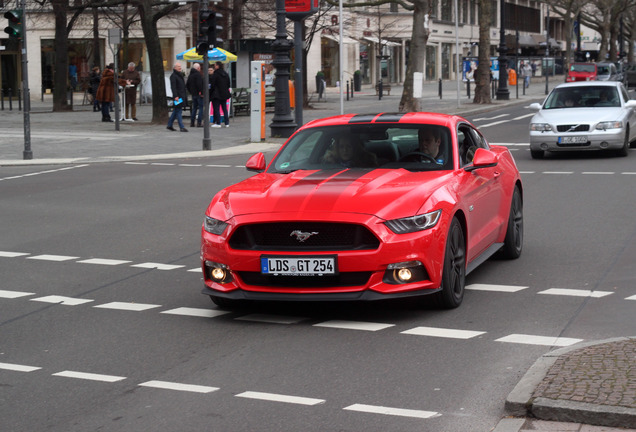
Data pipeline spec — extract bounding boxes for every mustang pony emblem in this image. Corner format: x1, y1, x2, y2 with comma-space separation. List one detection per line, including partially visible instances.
290, 230, 318, 242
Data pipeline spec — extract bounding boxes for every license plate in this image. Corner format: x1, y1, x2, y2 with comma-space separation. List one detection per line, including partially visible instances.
261, 256, 337, 276
558, 136, 587, 144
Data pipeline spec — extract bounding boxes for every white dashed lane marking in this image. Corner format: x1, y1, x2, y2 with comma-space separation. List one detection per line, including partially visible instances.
0, 289, 34, 298
236, 314, 308, 324
495, 334, 583, 347
235, 391, 325, 406
627, 295, 636, 300
161, 307, 230, 318
538, 288, 613, 298
0, 362, 41, 372
52, 370, 126, 382
0, 251, 29, 257
401, 326, 486, 339
93, 302, 161, 312
466, 284, 528, 292
30, 295, 94, 306
313, 320, 395, 331
26, 254, 79, 262
343, 404, 440, 419
139, 380, 219, 393
77, 258, 132, 266
130, 262, 185, 271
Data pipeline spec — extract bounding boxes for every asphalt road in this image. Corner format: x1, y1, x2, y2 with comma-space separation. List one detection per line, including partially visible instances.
1, 105, 635, 431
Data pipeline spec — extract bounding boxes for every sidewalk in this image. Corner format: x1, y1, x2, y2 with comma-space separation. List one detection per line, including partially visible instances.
0, 77, 554, 165
2, 77, 634, 431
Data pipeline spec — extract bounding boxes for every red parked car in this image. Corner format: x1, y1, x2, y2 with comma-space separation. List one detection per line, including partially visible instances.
201, 112, 523, 309
566, 62, 598, 82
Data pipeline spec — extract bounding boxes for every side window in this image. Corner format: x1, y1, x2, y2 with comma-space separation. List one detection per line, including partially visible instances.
457, 125, 484, 166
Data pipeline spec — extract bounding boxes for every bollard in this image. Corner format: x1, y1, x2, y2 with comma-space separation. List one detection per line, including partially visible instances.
438, 78, 442, 99
350, 80, 354, 99
378, 80, 383, 100
68, 87, 73, 109
346, 80, 350, 101
8, 88, 13, 111
467, 80, 471, 99
18, 88, 21, 111
1, 89, 4, 111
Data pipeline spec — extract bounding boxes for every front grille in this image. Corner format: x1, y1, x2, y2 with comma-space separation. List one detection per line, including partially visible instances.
238, 271, 372, 287
229, 222, 380, 251
556, 124, 590, 132
557, 141, 590, 147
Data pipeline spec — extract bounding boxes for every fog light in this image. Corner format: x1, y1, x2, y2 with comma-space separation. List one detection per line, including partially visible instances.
397, 268, 412, 282
600, 141, 609, 149
205, 261, 232, 283
384, 260, 428, 284
540, 143, 549, 150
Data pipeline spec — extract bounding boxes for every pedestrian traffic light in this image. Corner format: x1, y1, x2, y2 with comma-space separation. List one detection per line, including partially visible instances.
196, 41, 209, 56
4, 10, 23, 39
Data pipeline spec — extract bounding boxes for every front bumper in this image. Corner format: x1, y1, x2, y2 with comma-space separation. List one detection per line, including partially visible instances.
529, 130, 626, 152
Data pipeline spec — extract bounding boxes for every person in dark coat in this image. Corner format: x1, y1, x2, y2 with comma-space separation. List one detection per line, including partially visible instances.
95, 63, 127, 122
210, 61, 231, 127
167, 63, 188, 132
89, 66, 101, 112
186, 63, 204, 127
121, 62, 141, 120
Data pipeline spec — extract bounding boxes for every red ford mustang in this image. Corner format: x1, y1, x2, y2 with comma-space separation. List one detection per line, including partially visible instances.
201, 112, 523, 309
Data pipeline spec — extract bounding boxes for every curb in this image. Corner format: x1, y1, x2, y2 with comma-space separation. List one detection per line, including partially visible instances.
505, 336, 636, 429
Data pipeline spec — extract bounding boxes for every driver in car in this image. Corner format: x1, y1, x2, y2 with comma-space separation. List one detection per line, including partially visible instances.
418, 126, 444, 164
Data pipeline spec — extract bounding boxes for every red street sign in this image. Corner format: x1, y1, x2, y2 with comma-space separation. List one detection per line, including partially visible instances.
285, 0, 318, 19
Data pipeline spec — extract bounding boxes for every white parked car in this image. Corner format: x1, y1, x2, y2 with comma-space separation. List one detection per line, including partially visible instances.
528, 81, 636, 159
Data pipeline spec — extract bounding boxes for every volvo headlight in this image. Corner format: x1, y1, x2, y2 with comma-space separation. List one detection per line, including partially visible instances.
596, 121, 622, 131
384, 210, 441, 234
204, 216, 228, 235
530, 123, 552, 132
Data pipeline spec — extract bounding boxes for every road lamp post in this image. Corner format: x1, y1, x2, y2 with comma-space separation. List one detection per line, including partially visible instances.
269, 0, 296, 138
496, 0, 509, 100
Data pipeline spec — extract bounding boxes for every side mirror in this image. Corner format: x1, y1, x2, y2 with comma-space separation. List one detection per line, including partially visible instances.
625, 100, 636, 108
246, 153, 266, 172
528, 102, 542, 110
465, 148, 498, 172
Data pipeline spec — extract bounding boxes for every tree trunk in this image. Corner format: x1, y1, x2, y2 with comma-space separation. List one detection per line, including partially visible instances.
473, 0, 492, 104
399, 0, 428, 112
92, 8, 101, 68
138, 5, 169, 124
52, 0, 71, 111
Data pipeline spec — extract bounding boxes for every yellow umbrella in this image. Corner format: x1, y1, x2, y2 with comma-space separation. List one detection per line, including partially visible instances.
176, 47, 237, 63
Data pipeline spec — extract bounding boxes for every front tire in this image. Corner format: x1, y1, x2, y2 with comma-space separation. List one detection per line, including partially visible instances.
499, 186, 523, 259
618, 127, 630, 156
434, 218, 466, 309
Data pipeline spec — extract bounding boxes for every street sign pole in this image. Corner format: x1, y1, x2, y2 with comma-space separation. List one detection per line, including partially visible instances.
108, 28, 122, 131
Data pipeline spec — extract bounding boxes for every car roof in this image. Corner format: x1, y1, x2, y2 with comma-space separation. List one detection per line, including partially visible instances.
554, 81, 621, 90
300, 112, 466, 130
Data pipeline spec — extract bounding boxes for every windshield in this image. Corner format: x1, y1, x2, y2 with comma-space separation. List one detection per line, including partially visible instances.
597, 65, 610, 75
570, 64, 596, 73
268, 124, 453, 173
543, 86, 620, 109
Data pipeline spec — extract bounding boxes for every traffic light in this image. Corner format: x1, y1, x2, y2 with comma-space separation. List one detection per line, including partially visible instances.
198, 10, 212, 42
4, 10, 23, 39
208, 12, 223, 48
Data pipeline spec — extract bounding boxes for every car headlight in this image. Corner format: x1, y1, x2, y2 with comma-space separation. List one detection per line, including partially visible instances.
530, 123, 552, 132
204, 216, 228, 235
596, 121, 623, 131
384, 210, 441, 234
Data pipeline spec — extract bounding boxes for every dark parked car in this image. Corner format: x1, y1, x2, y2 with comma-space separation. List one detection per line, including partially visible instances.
624, 63, 636, 88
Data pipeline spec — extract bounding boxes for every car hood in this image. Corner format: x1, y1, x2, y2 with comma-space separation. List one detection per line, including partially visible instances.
533, 107, 624, 123
207, 169, 453, 222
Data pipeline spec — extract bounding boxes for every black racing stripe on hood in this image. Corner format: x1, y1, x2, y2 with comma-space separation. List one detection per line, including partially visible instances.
374, 113, 406, 123
348, 114, 380, 123
303, 169, 371, 182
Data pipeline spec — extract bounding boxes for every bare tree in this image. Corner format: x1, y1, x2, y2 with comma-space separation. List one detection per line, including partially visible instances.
544, 0, 587, 74
473, 0, 492, 104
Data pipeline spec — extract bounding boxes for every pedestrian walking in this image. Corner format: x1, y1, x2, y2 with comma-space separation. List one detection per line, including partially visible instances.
89, 66, 101, 112
167, 63, 188, 132
121, 62, 141, 121
210, 61, 231, 128
186, 63, 204, 127
522, 62, 532, 88
95, 63, 127, 123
